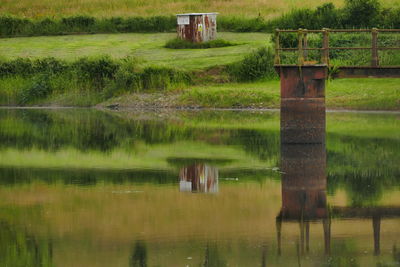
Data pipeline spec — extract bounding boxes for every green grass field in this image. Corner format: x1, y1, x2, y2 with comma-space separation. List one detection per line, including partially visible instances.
1, 0, 394, 19
0, 32, 269, 70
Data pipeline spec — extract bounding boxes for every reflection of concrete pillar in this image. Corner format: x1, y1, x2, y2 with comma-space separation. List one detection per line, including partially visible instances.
373, 216, 381, 255
278, 66, 327, 144
280, 144, 327, 220
179, 164, 218, 193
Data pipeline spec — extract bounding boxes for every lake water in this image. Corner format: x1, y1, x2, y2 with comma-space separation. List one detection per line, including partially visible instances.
0, 108, 399, 267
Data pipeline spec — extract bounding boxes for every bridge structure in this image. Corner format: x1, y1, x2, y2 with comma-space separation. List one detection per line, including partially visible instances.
274, 28, 400, 144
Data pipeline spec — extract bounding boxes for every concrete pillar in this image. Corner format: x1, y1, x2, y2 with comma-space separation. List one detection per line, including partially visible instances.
277, 65, 328, 144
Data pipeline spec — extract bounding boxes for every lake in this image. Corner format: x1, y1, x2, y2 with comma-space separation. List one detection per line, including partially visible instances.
0, 108, 399, 266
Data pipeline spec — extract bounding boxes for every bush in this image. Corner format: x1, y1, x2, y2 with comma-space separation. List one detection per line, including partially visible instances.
33, 57, 68, 74
165, 38, 237, 49
0, 16, 32, 36
227, 47, 277, 82
19, 74, 53, 105
342, 0, 381, 28
61, 16, 96, 32
219, 17, 268, 32
72, 56, 120, 89
0, 58, 34, 77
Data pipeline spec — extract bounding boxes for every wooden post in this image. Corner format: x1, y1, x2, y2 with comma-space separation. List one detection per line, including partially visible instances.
303, 29, 308, 61
371, 28, 379, 67
275, 29, 281, 65
322, 28, 329, 65
298, 29, 304, 65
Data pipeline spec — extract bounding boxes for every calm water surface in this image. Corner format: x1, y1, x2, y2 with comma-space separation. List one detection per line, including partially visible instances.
0, 109, 399, 267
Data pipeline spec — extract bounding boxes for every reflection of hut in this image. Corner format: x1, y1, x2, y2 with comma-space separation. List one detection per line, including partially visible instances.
179, 164, 218, 193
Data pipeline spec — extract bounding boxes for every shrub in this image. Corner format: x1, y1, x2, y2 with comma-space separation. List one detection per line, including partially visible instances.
219, 17, 268, 32
0, 16, 32, 36
72, 56, 119, 89
381, 8, 400, 28
227, 47, 277, 82
165, 38, 237, 49
342, 0, 381, 28
33, 57, 68, 74
19, 74, 53, 105
61, 16, 96, 31
0, 58, 34, 77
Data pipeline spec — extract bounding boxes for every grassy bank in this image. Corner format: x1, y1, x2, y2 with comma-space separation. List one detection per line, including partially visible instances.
0, 32, 398, 110
180, 78, 400, 110
103, 78, 400, 110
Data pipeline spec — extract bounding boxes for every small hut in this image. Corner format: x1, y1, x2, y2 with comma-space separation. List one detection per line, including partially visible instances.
176, 13, 218, 43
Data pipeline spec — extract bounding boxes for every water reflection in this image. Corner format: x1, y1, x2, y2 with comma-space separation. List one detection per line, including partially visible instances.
277, 142, 400, 257
277, 143, 330, 255
0, 109, 398, 266
179, 164, 218, 193
0, 221, 53, 267
130, 240, 147, 267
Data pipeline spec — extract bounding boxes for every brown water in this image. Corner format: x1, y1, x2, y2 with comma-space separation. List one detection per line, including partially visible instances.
0, 109, 399, 266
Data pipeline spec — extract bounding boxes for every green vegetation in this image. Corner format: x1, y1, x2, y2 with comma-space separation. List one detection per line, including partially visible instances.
179, 79, 400, 110
0, 0, 364, 19
0, 32, 268, 69
0, 56, 191, 106
227, 47, 277, 81
0, 31, 398, 109
1, 0, 400, 37
165, 38, 236, 49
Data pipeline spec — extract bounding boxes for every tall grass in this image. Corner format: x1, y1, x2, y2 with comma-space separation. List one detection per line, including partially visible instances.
1, 0, 400, 37
0, 56, 192, 106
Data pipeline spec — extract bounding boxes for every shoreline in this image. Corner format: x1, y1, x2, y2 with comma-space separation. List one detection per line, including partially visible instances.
1, 105, 399, 114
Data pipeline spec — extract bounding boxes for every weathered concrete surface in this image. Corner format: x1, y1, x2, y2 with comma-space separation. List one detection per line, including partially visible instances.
276, 65, 328, 144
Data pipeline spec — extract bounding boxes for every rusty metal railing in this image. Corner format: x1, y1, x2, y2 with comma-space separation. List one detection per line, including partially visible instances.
274, 28, 400, 67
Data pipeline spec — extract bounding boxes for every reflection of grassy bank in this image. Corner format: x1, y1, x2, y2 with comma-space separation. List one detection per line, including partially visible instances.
0, 109, 399, 207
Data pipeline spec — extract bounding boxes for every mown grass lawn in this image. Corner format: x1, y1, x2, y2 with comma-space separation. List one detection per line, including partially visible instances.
0, 32, 270, 70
